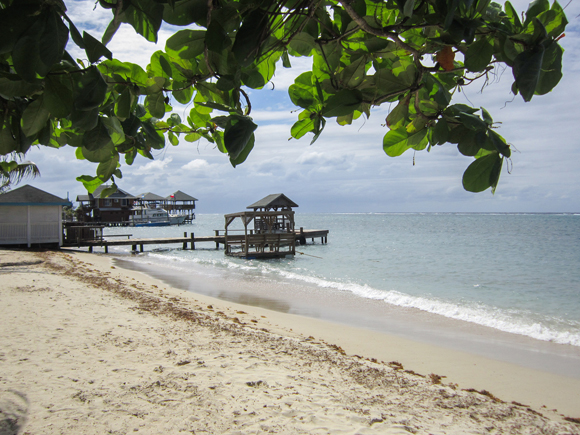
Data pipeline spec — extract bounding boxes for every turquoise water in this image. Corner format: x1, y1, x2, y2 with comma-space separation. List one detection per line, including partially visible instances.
105, 213, 580, 348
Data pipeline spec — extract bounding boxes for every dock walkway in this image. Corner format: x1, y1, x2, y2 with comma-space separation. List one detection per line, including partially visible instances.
64, 229, 329, 254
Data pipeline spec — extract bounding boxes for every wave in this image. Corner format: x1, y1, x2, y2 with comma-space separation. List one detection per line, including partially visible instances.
116, 250, 580, 348
256, 263, 580, 347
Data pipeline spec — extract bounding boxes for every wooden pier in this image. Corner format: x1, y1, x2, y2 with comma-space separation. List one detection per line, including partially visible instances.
63, 229, 328, 254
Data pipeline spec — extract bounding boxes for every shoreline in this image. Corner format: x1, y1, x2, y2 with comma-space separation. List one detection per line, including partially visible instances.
115, 253, 580, 380
1, 248, 579, 434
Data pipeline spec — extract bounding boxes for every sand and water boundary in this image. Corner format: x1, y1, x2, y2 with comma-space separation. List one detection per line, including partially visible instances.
1, 248, 579, 434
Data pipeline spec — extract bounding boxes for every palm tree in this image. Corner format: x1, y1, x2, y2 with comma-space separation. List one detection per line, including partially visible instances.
0, 155, 41, 193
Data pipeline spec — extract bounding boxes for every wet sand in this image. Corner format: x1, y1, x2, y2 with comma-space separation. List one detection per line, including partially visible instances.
1, 248, 579, 434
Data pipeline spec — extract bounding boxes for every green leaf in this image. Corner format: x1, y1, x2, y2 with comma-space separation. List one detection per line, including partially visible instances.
458, 112, 487, 131
386, 98, 409, 129
21, 98, 50, 137
145, 92, 167, 118
481, 107, 493, 126
76, 175, 103, 194
462, 152, 503, 192
288, 32, 316, 57
82, 140, 116, 163
291, 116, 315, 140
168, 130, 179, 145
232, 9, 268, 67
282, 50, 292, 68
0, 77, 43, 99
102, 116, 125, 145
513, 46, 544, 102
74, 66, 108, 111
383, 129, 411, 157
524, 0, 550, 25
162, 0, 207, 26
63, 13, 85, 49
43, 75, 73, 118
83, 31, 113, 63
488, 130, 511, 158
39, 9, 69, 72
184, 132, 202, 142
403, 0, 416, 17
340, 55, 367, 88
166, 29, 206, 59
82, 119, 113, 152
535, 42, 563, 95
429, 118, 447, 147
70, 107, 99, 131
120, 0, 164, 43
321, 90, 363, 117
230, 133, 254, 167
102, 18, 121, 46
115, 88, 133, 121
465, 36, 493, 72
224, 116, 258, 159
12, 31, 42, 82
100, 184, 119, 197
97, 154, 120, 181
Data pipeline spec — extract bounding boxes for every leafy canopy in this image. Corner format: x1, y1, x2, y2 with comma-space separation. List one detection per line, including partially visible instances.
0, 0, 567, 194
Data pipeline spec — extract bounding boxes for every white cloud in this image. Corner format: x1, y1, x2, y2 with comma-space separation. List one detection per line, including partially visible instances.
181, 159, 210, 170
133, 157, 173, 175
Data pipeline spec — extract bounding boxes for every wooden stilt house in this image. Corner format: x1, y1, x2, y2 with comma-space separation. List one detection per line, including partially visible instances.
224, 194, 298, 259
165, 190, 197, 220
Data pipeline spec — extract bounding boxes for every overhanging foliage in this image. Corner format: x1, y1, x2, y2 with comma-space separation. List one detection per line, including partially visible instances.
0, 0, 568, 194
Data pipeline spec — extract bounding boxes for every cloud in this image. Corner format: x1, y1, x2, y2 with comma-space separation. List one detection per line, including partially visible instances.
133, 157, 173, 175
181, 159, 210, 171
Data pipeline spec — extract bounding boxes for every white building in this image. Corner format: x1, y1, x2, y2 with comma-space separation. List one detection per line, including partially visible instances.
0, 185, 71, 247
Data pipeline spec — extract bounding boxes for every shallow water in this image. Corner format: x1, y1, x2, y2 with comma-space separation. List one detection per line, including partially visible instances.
104, 213, 580, 351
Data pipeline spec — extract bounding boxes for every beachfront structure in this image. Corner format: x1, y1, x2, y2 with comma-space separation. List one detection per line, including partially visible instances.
164, 190, 198, 219
76, 185, 137, 223
247, 193, 298, 234
0, 185, 71, 247
224, 194, 298, 259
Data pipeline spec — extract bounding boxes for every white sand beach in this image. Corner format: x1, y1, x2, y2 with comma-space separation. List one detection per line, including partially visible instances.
1, 248, 579, 434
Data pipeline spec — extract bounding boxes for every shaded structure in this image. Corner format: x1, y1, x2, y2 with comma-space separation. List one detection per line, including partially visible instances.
76, 185, 136, 224
224, 194, 298, 259
0, 185, 71, 247
164, 190, 197, 220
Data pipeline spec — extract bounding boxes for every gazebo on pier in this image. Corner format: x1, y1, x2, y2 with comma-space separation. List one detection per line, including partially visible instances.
164, 190, 198, 220
224, 194, 298, 259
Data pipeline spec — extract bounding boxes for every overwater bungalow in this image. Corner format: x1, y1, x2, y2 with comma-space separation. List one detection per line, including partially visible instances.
164, 190, 198, 221
76, 185, 136, 224
224, 194, 298, 259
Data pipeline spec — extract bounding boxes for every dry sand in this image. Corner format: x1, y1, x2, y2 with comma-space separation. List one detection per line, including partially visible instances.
1, 248, 579, 435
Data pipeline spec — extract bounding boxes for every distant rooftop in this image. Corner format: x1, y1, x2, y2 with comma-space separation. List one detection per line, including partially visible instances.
166, 190, 198, 201
0, 185, 71, 206
247, 194, 298, 210
77, 185, 136, 202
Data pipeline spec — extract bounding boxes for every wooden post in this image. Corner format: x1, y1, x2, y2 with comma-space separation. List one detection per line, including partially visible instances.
183, 231, 187, 250
88, 245, 93, 253
140, 244, 144, 252
215, 230, 219, 249
131, 244, 137, 252
191, 232, 195, 250
105, 245, 108, 254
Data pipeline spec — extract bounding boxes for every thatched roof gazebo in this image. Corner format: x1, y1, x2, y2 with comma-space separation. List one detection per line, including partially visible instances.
164, 190, 198, 218
224, 194, 298, 259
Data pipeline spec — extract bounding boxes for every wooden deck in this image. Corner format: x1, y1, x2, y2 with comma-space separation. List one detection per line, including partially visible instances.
63, 229, 328, 254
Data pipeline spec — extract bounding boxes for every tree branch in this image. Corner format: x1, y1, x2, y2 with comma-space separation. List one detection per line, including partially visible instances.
337, 0, 420, 56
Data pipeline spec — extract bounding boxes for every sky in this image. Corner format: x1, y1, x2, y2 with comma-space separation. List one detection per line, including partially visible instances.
20, 0, 580, 213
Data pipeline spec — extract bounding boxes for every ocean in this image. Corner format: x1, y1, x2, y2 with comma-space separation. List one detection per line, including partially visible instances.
103, 213, 580, 375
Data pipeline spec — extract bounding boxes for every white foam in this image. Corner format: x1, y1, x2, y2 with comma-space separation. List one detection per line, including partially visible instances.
116, 251, 580, 347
